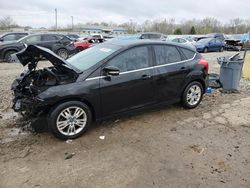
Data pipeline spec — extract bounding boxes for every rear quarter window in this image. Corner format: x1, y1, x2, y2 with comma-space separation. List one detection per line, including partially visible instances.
180, 48, 195, 60
154, 45, 182, 65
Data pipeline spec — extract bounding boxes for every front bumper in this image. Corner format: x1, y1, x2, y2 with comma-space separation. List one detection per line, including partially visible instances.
13, 96, 47, 117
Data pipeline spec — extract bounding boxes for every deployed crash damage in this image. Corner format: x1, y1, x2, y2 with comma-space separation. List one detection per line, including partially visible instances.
11, 45, 80, 118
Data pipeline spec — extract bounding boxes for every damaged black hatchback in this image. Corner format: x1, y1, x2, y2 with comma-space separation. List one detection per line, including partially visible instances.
12, 40, 208, 139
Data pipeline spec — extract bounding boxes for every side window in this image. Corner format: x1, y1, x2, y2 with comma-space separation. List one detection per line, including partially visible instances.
2, 34, 16, 41
180, 48, 195, 59
107, 46, 149, 72
154, 45, 182, 65
179, 38, 186, 43
42, 35, 57, 41
150, 34, 161, 39
172, 38, 179, 43
141, 34, 149, 39
25, 35, 42, 44
16, 34, 27, 40
215, 39, 222, 44
210, 39, 216, 44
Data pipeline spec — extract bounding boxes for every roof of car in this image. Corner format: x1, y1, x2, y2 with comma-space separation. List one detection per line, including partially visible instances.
106, 39, 195, 51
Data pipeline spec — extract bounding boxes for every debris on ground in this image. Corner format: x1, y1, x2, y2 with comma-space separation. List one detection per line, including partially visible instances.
99, 136, 105, 140
64, 152, 75, 160
190, 145, 205, 155
66, 139, 73, 144
170, 127, 177, 131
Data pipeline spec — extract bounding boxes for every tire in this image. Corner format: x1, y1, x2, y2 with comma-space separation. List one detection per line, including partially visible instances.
182, 81, 204, 109
4, 50, 16, 63
219, 47, 224, 52
203, 47, 208, 53
48, 101, 92, 140
57, 48, 69, 59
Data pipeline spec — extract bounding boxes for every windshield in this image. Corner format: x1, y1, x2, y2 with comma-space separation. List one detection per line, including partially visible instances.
197, 38, 212, 44
67, 43, 121, 71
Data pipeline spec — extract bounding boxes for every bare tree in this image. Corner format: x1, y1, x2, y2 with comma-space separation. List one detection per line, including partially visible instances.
0, 16, 18, 29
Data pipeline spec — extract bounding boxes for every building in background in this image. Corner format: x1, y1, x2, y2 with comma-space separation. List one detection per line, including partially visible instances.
79, 25, 128, 36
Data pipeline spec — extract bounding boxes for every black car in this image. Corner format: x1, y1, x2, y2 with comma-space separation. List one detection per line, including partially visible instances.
0, 32, 29, 42
11, 40, 209, 139
0, 33, 76, 62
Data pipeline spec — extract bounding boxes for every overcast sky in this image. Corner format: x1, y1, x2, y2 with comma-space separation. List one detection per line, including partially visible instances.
0, 0, 250, 28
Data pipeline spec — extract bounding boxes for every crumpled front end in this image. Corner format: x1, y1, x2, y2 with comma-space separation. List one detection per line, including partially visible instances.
11, 45, 79, 119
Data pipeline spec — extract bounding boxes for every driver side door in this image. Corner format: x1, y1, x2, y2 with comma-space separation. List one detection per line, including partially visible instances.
100, 46, 156, 117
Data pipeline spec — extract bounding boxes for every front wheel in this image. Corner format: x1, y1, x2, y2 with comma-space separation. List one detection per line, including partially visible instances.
48, 101, 92, 140
182, 81, 204, 109
219, 47, 224, 52
4, 50, 16, 63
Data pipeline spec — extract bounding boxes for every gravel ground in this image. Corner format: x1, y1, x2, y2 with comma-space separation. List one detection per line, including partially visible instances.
0, 51, 250, 188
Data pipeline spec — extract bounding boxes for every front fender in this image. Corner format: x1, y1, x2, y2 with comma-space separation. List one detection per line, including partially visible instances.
37, 80, 101, 118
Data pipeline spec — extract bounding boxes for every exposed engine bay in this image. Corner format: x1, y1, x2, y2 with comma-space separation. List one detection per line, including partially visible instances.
12, 65, 77, 97
11, 45, 80, 117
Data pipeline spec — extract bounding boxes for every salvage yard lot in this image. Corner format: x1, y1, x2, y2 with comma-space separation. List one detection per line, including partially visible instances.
0, 51, 250, 188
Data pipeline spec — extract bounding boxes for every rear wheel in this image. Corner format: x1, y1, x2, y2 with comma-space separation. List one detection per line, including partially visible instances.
48, 101, 92, 140
57, 48, 69, 59
182, 81, 204, 109
4, 50, 16, 63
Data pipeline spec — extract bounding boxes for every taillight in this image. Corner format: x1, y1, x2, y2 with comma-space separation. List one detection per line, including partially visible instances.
198, 59, 209, 72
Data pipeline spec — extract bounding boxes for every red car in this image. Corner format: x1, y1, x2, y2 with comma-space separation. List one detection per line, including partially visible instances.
74, 38, 104, 52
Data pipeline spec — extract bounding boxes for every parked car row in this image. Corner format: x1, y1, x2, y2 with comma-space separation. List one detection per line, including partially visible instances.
0, 32, 109, 62
0, 33, 77, 62
169, 33, 225, 53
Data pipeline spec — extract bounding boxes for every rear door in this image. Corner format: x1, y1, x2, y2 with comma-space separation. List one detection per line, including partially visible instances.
40, 34, 59, 50
100, 45, 156, 116
152, 45, 194, 101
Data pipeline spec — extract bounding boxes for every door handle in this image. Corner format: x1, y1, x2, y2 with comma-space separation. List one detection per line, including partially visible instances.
141, 74, 151, 80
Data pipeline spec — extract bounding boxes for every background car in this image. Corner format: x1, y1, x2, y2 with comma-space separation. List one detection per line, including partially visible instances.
168, 37, 196, 50
74, 37, 104, 51
0, 33, 76, 62
0, 32, 29, 42
224, 34, 242, 51
194, 37, 225, 53
139, 32, 167, 40
12, 40, 208, 139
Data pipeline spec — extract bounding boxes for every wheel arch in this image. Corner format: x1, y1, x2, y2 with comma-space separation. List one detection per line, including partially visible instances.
3, 48, 19, 58
181, 76, 207, 95
49, 97, 96, 121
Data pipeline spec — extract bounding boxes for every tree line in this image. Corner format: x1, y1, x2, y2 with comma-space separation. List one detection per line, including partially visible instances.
1, 16, 250, 35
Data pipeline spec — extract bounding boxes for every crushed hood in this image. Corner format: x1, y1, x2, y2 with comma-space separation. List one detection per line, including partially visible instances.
12, 45, 81, 73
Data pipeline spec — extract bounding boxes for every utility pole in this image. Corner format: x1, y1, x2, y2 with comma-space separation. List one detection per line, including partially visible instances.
71, 16, 74, 31
55, 8, 57, 32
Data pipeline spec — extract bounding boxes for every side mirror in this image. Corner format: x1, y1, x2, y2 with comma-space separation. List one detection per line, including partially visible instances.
103, 66, 120, 76
0, 38, 3, 42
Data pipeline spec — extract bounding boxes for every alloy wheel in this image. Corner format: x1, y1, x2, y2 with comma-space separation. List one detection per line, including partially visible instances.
186, 85, 202, 106
56, 106, 87, 136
